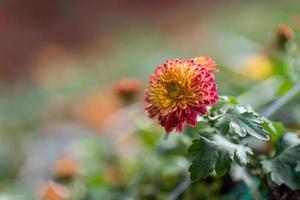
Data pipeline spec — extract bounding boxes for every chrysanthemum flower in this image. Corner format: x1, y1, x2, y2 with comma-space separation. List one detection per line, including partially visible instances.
53, 159, 80, 180
113, 78, 143, 103
191, 56, 218, 73
276, 24, 295, 51
145, 58, 219, 133
244, 54, 273, 80
40, 181, 70, 200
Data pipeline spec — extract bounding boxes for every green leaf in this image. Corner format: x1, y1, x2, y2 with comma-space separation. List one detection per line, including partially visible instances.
263, 121, 285, 143
261, 144, 300, 190
188, 134, 252, 181
295, 161, 300, 178
217, 105, 270, 141
208, 96, 237, 114
278, 80, 294, 96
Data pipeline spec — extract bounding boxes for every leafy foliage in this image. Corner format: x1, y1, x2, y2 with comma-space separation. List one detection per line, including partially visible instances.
216, 105, 270, 141
188, 134, 252, 181
188, 98, 274, 182
261, 144, 300, 190
295, 161, 300, 177
263, 121, 285, 143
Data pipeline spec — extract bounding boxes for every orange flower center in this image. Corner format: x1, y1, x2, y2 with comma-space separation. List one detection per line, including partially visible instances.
167, 81, 185, 100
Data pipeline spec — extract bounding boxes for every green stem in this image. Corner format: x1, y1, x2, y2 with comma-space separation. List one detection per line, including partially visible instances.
167, 176, 191, 200
262, 82, 300, 118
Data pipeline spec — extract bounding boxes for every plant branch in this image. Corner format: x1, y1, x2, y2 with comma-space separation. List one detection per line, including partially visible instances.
167, 176, 191, 200
262, 82, 300, 118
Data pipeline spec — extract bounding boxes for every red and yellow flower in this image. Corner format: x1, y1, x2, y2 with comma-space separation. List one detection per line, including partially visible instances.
145, 57, 219, 133
191, 56, 218, 73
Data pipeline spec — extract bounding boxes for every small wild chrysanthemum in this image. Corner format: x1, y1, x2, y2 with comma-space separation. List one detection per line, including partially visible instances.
145, 57, 219, 133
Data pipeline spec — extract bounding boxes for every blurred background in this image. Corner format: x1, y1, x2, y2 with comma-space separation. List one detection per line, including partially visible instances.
0, 0, 300, 199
